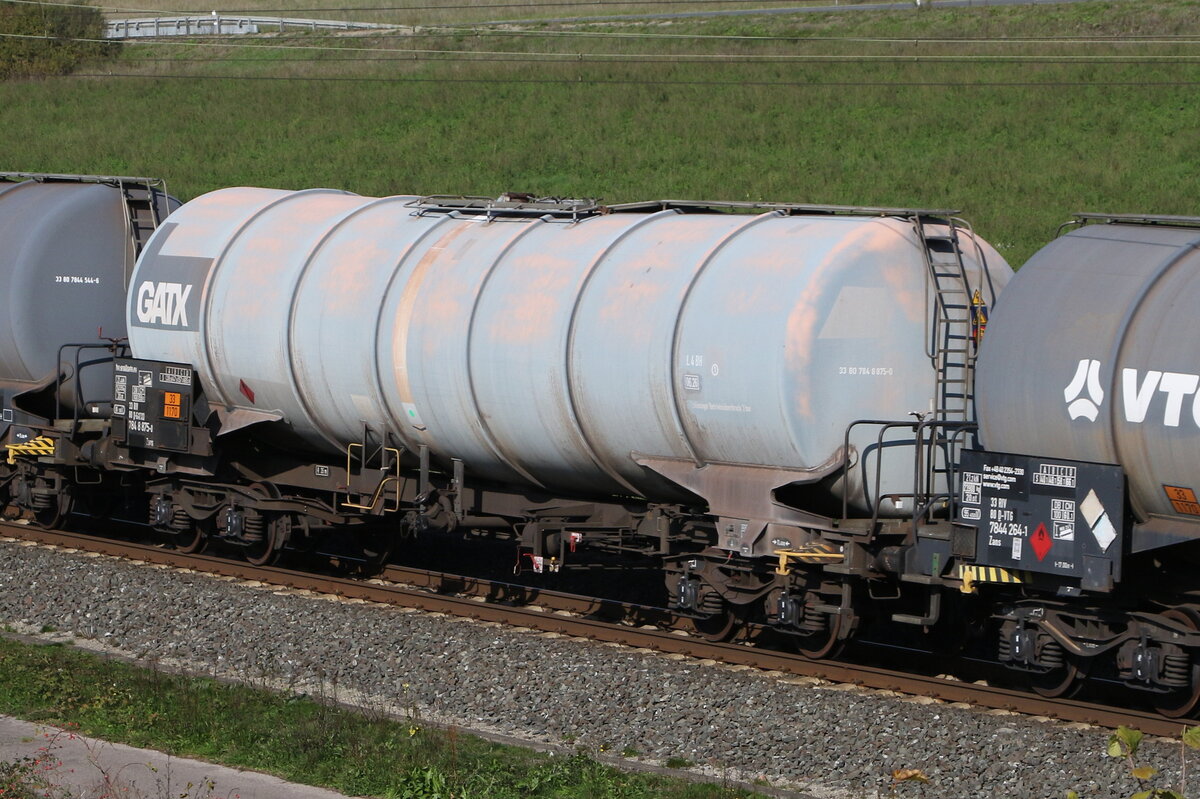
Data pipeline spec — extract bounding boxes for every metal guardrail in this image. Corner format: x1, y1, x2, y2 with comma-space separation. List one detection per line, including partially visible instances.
105, 15, 390, 38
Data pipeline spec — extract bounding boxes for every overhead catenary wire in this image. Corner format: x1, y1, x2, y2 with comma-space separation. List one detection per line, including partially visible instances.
5, 0, 1200, 44
7, 30, 1200, 63
121, 54, 1200, 63
61, 72, 1200, 85
0, 0, 983, 10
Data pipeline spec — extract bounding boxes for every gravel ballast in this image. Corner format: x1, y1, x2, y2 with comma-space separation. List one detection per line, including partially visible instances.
0, 537, 1185, 798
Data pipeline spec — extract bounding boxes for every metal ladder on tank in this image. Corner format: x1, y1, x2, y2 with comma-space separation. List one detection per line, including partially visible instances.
116, 178, 167, 288
911, 214, 981, 522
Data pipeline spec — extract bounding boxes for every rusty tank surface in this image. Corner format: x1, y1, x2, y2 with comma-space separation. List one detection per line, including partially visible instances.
127, 188, 1011, 516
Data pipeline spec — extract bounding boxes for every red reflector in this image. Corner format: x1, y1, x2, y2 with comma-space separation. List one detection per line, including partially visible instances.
239, 379, 255, 404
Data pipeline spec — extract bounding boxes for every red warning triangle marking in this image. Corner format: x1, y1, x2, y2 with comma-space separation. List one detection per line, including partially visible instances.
1031, 522, 1052, 562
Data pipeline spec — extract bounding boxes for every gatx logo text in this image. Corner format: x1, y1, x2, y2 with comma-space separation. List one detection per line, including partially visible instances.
1065, 358, 1200, 426
135, 281, 193, 327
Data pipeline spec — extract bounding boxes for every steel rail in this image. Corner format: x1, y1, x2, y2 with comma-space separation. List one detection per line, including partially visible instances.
0, 521, 1188, 738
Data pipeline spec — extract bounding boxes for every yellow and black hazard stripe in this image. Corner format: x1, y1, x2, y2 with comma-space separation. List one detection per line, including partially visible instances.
5, 436, 56, 464
774, 545, 843, 574
954, 564, 1031, 594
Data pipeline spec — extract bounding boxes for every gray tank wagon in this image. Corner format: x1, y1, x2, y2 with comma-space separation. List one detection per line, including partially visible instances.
960, 214, 1200, 714
0, 174, 173, 420
0, 173, 175, 523
126, 188, 1009, 531
109, 187, 1015, 658
977, 215, 1200, 539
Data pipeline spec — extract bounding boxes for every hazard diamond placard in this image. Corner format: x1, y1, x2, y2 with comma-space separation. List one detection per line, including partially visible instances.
1030, 523, 1053, 562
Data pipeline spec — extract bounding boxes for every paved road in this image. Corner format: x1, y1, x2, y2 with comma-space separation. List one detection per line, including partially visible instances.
0, 716, 351, 799
480, 0, 1105, 27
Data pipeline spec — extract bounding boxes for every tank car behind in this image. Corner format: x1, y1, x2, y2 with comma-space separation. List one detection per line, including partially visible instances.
960, 214, 1200, 714
0, 173, 176, 524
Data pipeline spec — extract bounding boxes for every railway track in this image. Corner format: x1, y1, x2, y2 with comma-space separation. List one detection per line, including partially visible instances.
1, 520, 1189, 739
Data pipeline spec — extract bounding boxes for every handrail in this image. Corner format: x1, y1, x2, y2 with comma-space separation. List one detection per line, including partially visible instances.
841, 417, 977, 535
54, 341, 129, 436
342, 444, 402, 512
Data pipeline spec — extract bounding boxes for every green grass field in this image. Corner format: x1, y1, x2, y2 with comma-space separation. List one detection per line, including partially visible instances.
0, 636, 763, 798
3, 0, 1200, 265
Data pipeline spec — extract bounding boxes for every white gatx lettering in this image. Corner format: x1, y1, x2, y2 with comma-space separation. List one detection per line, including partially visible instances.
135, 281, 193, 327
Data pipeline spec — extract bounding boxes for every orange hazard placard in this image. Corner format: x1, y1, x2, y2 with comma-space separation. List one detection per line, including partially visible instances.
1164, 485, 1200, 516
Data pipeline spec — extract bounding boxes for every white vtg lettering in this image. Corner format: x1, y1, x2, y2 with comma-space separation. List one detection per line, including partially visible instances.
136, 281, 192, 326
1066, 359, 1200, 427
1121, 368, 1200, 427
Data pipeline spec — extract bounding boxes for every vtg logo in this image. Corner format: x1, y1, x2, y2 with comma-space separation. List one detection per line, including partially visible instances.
1064, 359, 1104, 421
1065, 358, 1200, 427
135, 281, 193, 327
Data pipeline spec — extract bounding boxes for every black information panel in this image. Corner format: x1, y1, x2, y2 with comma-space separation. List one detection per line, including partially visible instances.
957, 450, 1125, 582
112, 358, 194, 452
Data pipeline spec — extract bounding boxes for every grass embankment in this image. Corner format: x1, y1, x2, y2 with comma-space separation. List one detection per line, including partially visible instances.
0, 636, 763, 798
3, 0, 1200, 265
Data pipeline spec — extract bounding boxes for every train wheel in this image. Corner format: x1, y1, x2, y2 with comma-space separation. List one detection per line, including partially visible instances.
1030, 658, 1084, 699
33, 487, 73, 530
176, 522, 208, 555
691, 610, 737, 643
795, 611, 845, 660
0, 465, 15, 517
244, 513, 290, 567
1154, 608, 1200, 719
358, 528, 394, 574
